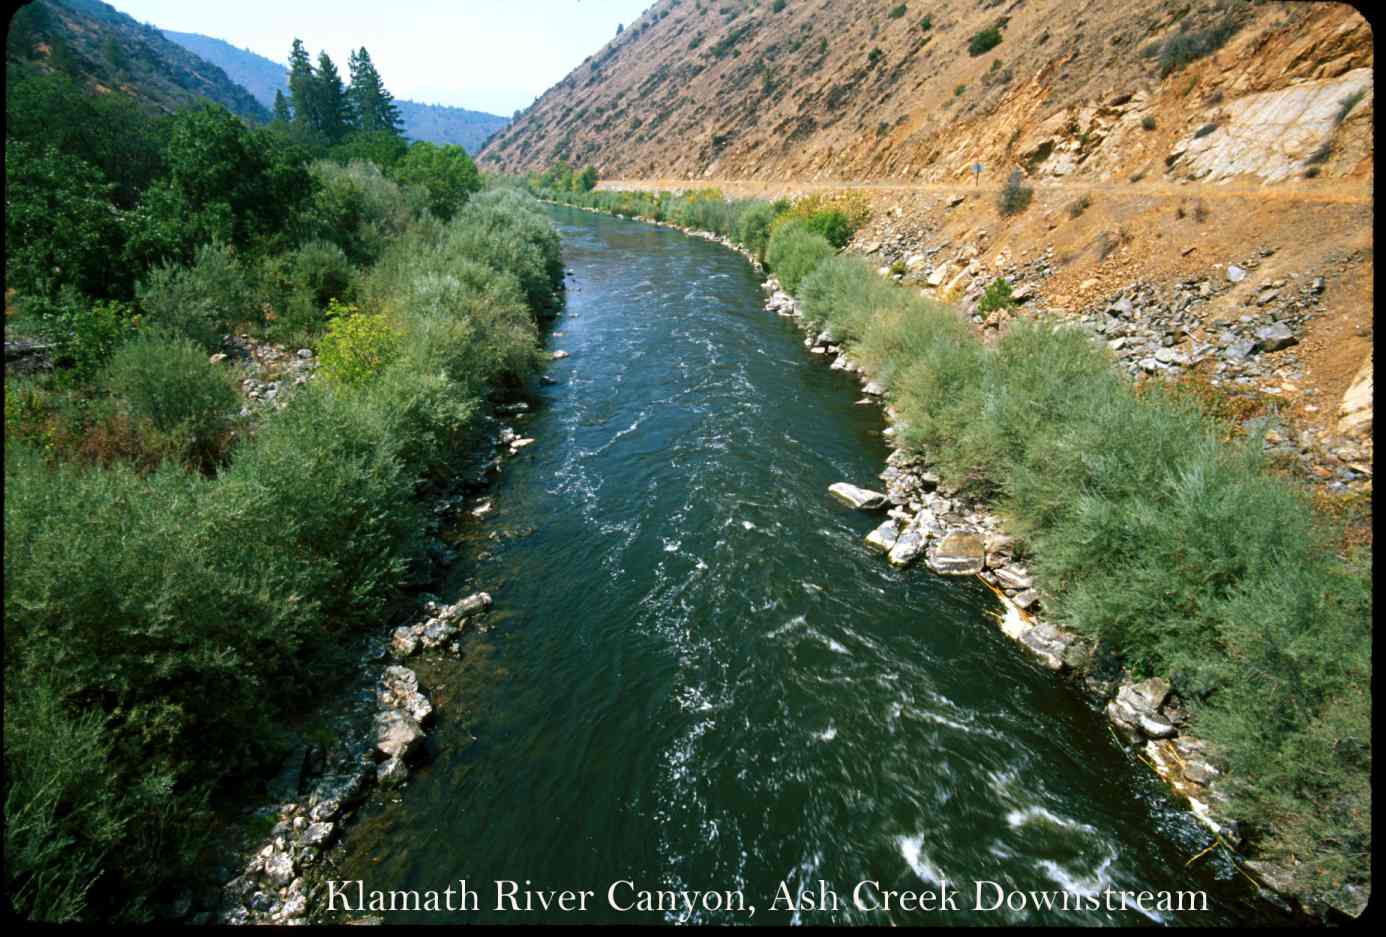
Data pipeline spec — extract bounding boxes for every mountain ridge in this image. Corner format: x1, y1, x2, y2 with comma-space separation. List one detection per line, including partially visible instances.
160, 29, 511, 153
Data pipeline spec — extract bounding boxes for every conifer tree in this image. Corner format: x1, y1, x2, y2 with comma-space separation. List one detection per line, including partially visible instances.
313, 51, 352, 145
271, 89, 292, 124
347, 47, 403, 135
287, 39, 316, 132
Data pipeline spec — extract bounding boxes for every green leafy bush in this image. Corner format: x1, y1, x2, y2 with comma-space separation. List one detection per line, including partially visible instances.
765, 220, 835, 293
135, 242, 254, 350
316, 300, 402, 389
103, 330, 238, 461
968, 26, 1002, 56
29, 292, 136, 385
976, 277, 1017, 313
733, 202, 780, 263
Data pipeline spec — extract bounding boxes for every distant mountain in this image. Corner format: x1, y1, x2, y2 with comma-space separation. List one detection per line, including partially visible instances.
6, 0, 269, 121
161, 30, 510, 153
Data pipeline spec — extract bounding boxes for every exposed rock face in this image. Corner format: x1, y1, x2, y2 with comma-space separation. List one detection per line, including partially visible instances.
1166, 69, 1373, 184
1337, 352, 1372, 436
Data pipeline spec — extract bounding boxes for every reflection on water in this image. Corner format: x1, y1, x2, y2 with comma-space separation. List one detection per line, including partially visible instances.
326, 206, 1281, 925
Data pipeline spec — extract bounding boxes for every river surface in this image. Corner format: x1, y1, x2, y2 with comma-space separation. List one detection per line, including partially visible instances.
328, 205, 1282, 924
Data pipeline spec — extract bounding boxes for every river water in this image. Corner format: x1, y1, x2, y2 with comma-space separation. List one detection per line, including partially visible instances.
327, 205, 1281, 924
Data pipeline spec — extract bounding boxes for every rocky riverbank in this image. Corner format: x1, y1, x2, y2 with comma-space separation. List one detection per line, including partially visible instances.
762, 273, 1363, 922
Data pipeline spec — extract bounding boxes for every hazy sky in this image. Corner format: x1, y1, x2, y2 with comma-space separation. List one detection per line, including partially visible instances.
107, 0, 655, 115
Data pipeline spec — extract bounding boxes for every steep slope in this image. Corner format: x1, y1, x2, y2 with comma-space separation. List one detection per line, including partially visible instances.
479, 0, 1369, 188
160, 29, 511, 153
6, 0, 268, 121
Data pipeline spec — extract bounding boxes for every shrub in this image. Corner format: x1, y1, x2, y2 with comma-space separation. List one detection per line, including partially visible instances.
888, 4, 907, 18
976, 277, 1017, 313
867, 47, 884, 66
1193, 122, 1218, 138
1141, 115, 1158, 130
307, 160, 418, 264
996, 169, 1033, 216
443, 189, 564, 316
103, 330, 238, 463
919, 15, 932, 30
733, 202, 779, 263
765, 220, 835, 293
1067, 193, 1092, 218
968, 26, 1002, 56
1151, 9, 1243, 77
135, 242, 255, 350
316, 300, 402, 389
29, 291, 136, 385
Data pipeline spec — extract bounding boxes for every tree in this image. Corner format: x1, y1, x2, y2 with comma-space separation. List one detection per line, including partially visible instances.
271, 89, 292, 124
347, 47, 402, 135
123, 105, 315, 268
287, 39, 316, 133
5, 140, 125, 299
575, 166, 599, 192
313, 51, 352, 145
391, 142, 481, 221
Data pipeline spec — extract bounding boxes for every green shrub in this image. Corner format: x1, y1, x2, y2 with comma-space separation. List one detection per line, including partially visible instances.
803, 210, 854, 249
996, 169, 1033, 216
919, 15, 932, 31
1141, 115, 1158, 130
968, 26, 1002, 56
765, 220, 835, 293
733, 202, 779, 263
307, 159, 418, 264
444, 190, 564, 316
103, 330, 238, 463
1067, 193, 1092, 218
29, 291, 136, 385
316, 301, 402, 389
976, 277, 1017, 313
888, 4, 907, 19
1149, 9, 1243, 77
135, 242, 255, 350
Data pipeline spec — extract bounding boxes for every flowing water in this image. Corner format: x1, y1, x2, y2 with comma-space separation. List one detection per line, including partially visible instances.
327, 206, 1283, 924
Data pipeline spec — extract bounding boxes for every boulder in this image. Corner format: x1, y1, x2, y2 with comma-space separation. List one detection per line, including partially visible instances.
864, 521, 900, 553
1254, 323, 1297, 352
374, 710, 424, 761
887, 528, 926, 567
828, 483, 888, 510
927, 532, 986, 575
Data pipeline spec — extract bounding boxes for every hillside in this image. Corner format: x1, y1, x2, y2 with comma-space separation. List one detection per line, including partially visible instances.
6, 0, 268, 121
160, 29, 511, 153
479, 0, 1369, 187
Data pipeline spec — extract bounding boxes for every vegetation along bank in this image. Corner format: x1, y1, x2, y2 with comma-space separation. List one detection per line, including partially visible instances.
4, 45, 563, 921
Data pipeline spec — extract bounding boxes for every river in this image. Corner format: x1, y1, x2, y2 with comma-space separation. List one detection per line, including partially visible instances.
324, 205, 1282, 925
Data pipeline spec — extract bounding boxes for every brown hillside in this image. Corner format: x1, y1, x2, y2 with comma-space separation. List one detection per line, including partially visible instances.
480, 0, 1370, 187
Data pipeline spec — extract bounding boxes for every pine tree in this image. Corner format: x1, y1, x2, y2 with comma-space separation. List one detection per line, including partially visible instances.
287, 39, 316, 133
313, 51, 352, 144
346, 47, 403, 135
271, 89, 292, 124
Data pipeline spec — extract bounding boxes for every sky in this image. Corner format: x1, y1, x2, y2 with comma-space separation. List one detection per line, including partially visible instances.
106, 0, 656, 116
